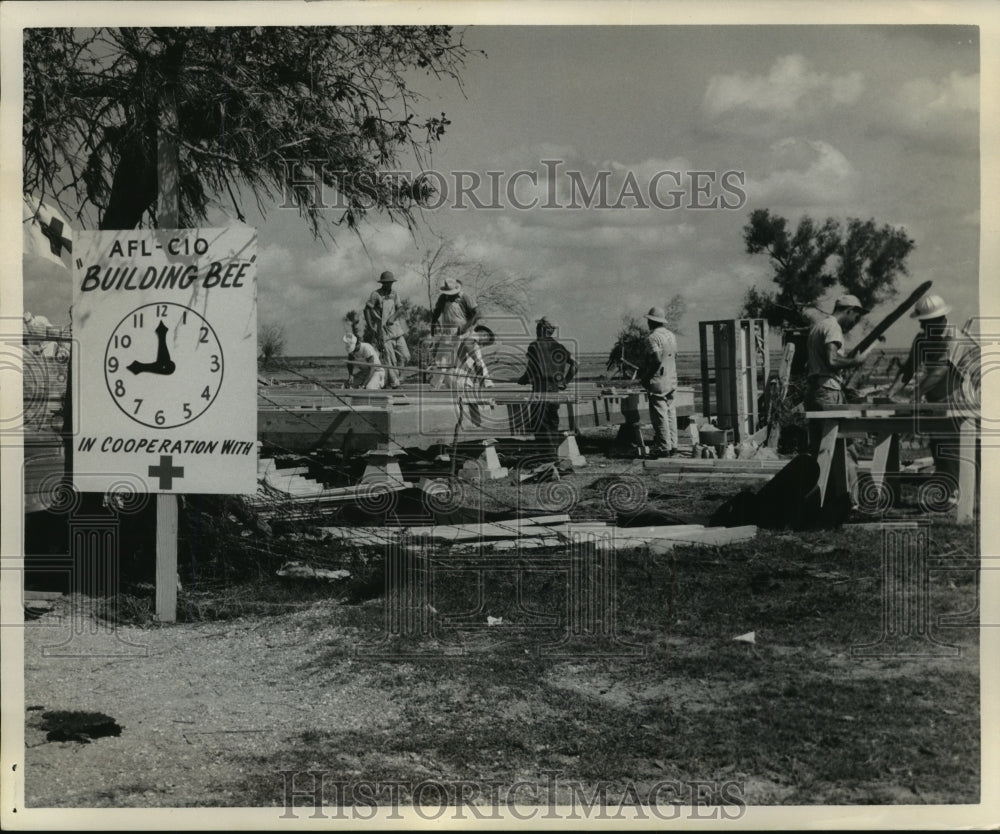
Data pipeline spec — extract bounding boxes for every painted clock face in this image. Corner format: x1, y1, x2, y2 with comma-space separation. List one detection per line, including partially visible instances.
104, 302, 223, 428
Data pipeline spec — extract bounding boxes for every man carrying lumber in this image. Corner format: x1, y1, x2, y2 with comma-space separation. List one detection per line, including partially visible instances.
884, 294, 976, 505
518, 316, 577, 445
363, 270, 410, 389
429, 277, 480, 389
640, 306, 679, 459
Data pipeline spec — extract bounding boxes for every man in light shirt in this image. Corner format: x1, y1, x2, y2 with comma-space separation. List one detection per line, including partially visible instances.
364, 270, 410, 389
805, 294, 873, 411
639, 306, 679, 459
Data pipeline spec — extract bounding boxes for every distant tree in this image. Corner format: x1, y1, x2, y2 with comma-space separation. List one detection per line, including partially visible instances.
416, 239, 534, 319
23, 27, 480, 236
606, 294, 686, 379
740, 208, 914, 328
258, 321, 286, 370
836, 217, 916, 310
396, 297, 432, 369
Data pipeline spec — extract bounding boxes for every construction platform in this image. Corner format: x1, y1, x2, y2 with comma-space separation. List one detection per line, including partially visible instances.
258, 382, 696, 454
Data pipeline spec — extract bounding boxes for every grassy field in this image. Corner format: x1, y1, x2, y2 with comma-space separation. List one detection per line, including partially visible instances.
23, 453, 980, 811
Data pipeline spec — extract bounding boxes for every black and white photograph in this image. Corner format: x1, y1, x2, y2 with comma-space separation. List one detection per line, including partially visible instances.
2, 1, 997, 827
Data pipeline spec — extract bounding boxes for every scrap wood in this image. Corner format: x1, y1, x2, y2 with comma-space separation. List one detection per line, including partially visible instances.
518, 462, 560, 483
644, 457, 787, 472
317, 527, 398, 546
276, 562, 351, 581
312, 516, 750, 551
481, 524, 757, 553
250, 480, 415, 522
318, 514, 575, 544
648, 525, 757, 553
655, 472, 774, 485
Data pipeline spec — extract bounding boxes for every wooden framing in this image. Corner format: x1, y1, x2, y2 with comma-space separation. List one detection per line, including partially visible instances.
698, 319, 770, 442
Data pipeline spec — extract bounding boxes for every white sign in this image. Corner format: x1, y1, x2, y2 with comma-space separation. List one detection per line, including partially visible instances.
72, 227, 257, 494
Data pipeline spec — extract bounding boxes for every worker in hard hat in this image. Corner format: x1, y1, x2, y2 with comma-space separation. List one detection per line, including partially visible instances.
518, 316, 577, 446
363, 270, 410, 389
885, 294, 973, 504
639, 306, 679, 458
886, 294, 967, 404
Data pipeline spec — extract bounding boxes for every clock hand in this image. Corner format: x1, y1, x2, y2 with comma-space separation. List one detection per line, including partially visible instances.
154, 320, 173, 367
127, 321, 176, 375
127, 359, 175, 375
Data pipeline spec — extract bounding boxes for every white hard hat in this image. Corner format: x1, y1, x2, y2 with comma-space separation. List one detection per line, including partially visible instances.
910, 293, 951, 320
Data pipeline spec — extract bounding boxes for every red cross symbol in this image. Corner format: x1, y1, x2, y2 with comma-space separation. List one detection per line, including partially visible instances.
148, 455, 185, 490
39, 215, 72, 258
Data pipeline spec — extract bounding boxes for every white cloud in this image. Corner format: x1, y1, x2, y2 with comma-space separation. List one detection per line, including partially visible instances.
745, 137, 858, 207
704, 54, 864, 119
879, 71, 978, 152
493, 215, 696, 251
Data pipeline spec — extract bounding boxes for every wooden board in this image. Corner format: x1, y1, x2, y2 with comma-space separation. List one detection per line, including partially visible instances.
848, 280, 933, 357
644, 457, 787, 472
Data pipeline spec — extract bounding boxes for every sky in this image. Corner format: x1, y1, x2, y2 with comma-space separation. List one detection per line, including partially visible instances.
21, 23, 982, 355
244, 24, 981, 355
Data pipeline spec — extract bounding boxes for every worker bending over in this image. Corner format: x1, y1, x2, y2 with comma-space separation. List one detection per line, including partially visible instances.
343, 312, 386, 390
453, 324, 495, 428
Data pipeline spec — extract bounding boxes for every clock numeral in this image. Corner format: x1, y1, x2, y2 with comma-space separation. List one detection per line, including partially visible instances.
156, 304, 168, 317
132, 398, 143, 414
210, 354, 220, 373
107, 356, 118, 373
182, 310, 187, 324
133, 312, 144, 328
199, 326, 210, 344
114, 379, 125, 397
183, 403, 192, 419
155, 410, 165, 426
201, 385, 211, 401
113, 334, 131, 349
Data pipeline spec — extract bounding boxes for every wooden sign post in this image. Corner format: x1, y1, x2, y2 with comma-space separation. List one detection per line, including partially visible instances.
156, 98, 180, 622
70, 97, 257, 624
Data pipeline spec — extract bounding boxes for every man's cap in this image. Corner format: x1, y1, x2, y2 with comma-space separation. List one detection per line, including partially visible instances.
536, 316, 557, 334
378, 270, 396, 283
439, 278, 461, 294
834, 294, 868, 313
646, 306, 668, 324
910, 293, 951, 320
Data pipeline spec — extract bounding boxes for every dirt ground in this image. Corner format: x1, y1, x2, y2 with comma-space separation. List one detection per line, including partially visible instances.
18, 445, 981, 812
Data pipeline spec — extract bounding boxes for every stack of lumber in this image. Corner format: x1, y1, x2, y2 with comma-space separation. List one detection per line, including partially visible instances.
315, 515, 756, 553
258, 458, 328, 496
